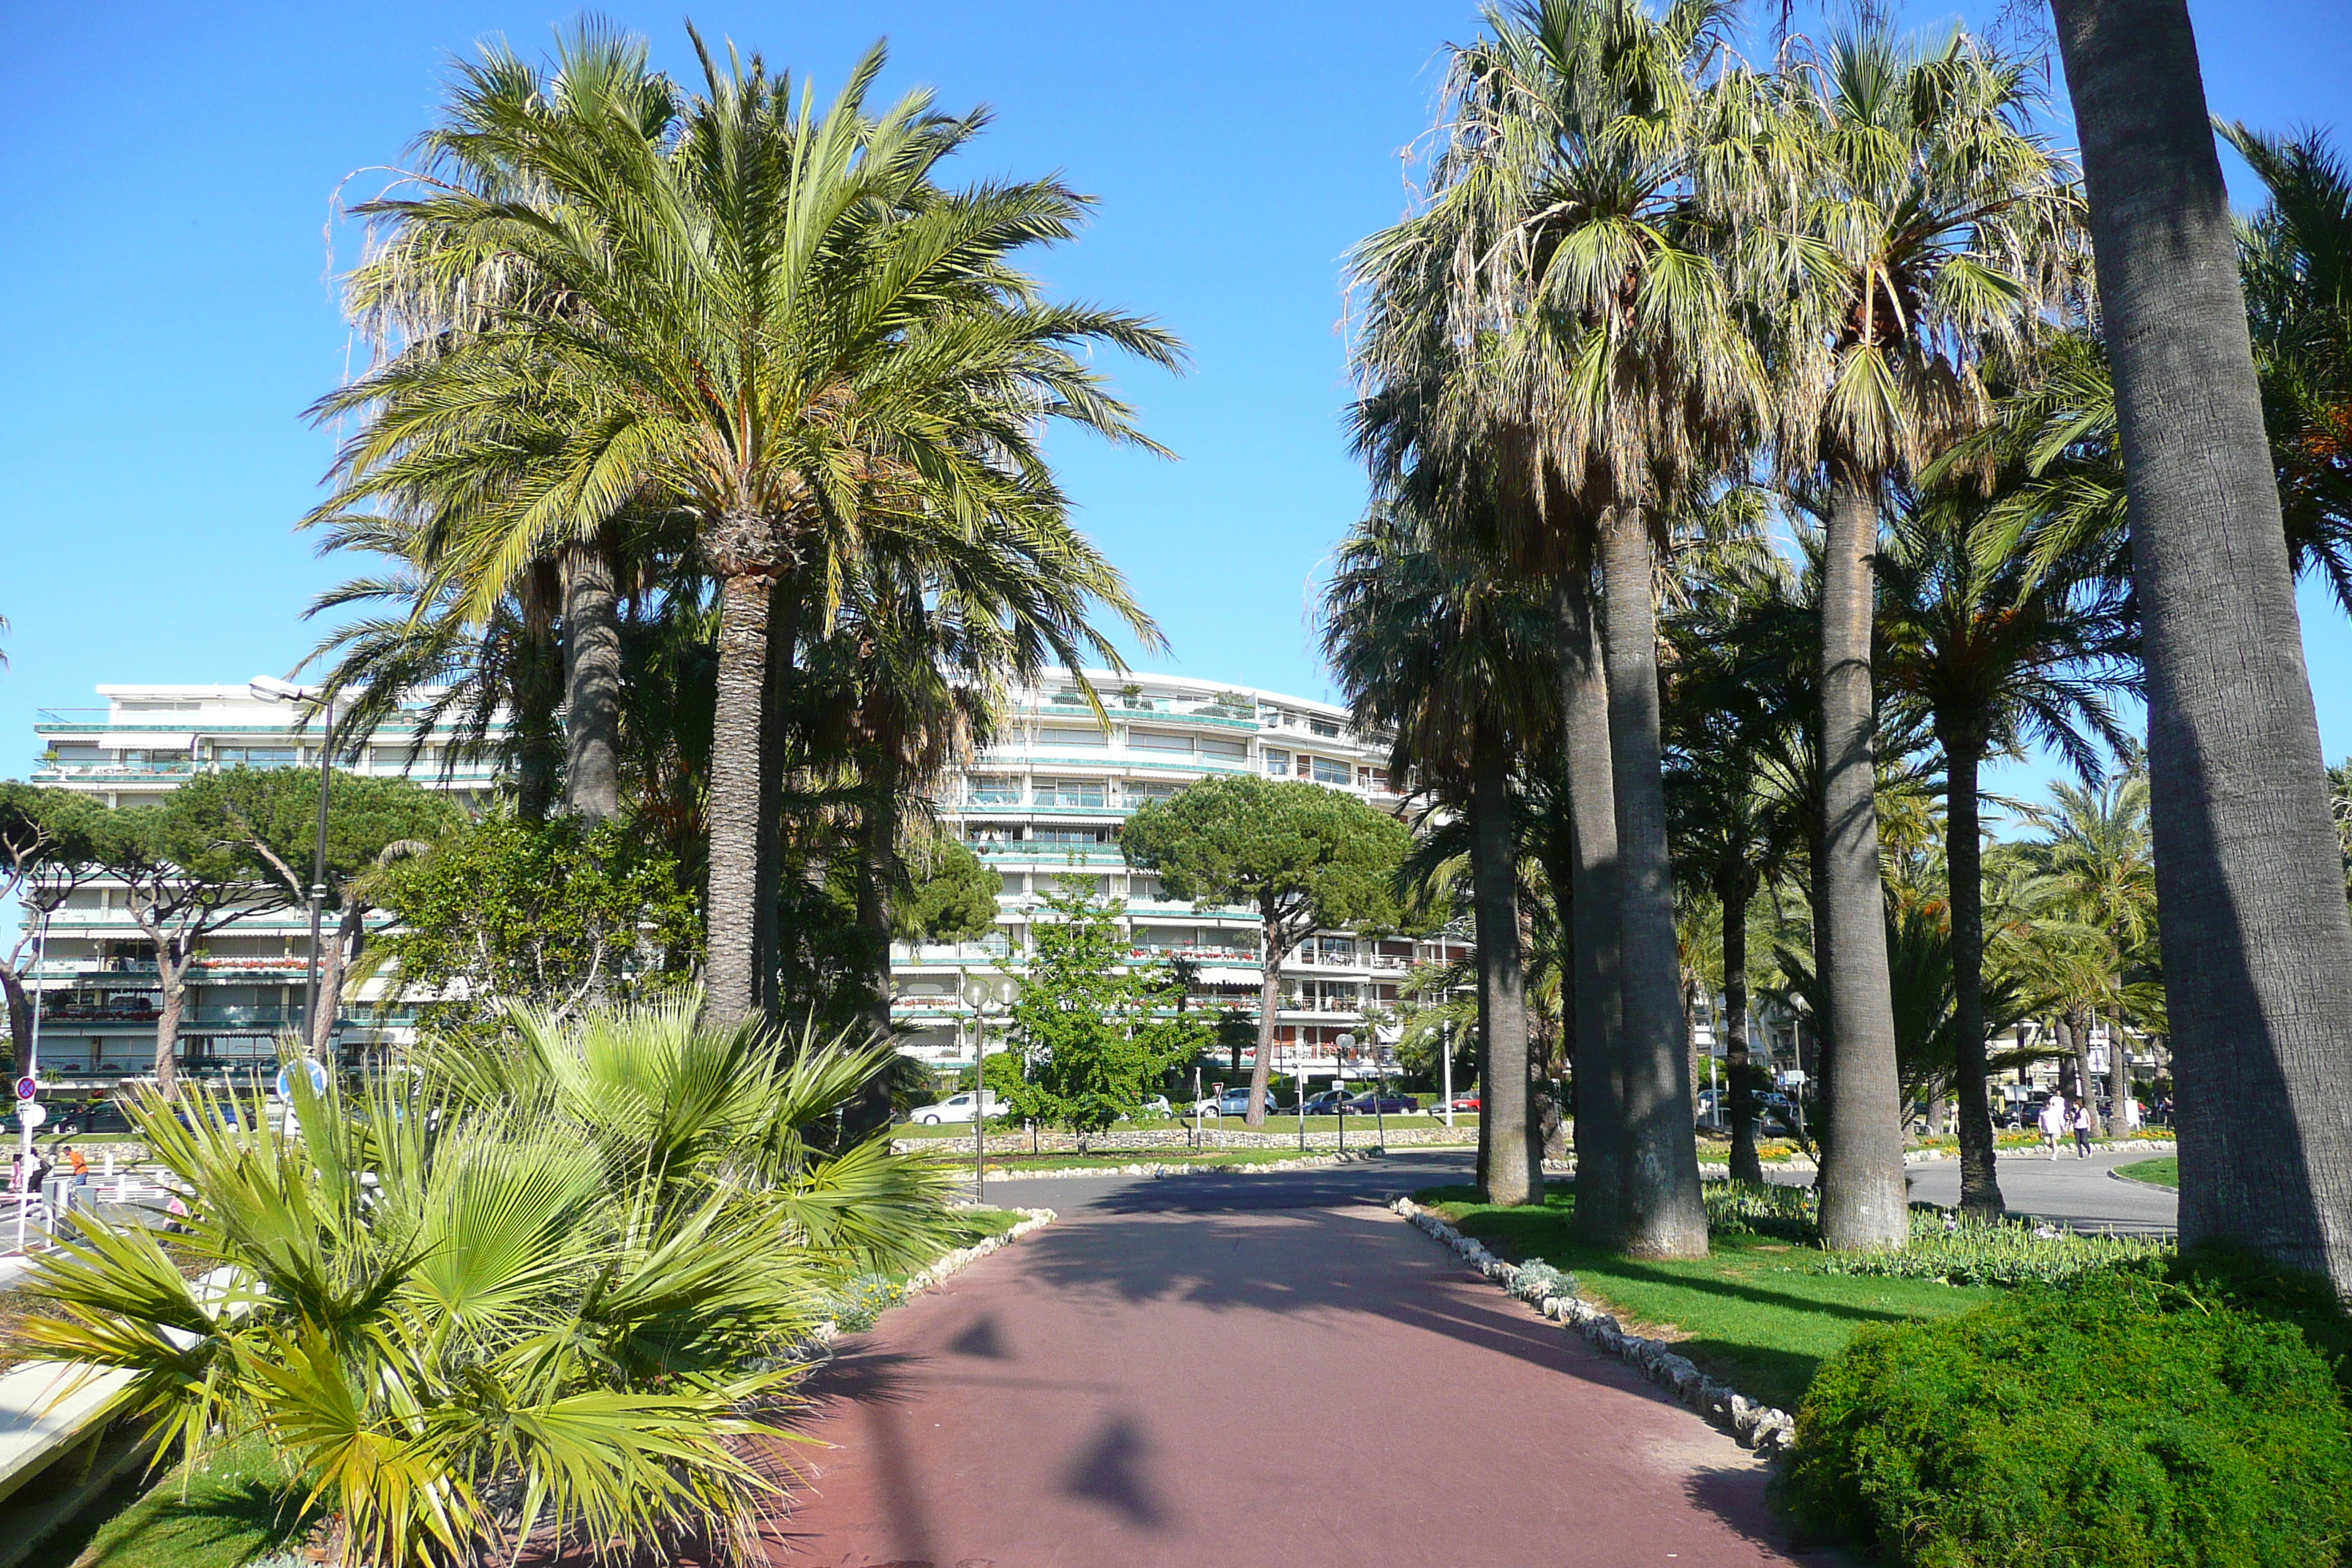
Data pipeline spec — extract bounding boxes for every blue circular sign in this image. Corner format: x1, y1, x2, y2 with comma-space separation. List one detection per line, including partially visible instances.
275, 1060, 331, 1101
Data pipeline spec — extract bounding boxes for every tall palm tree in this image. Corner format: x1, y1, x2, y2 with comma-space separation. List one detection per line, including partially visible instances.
2019, 774, 2160, 1131
2049, 0, 2352, 1294
1735, 29, 2077, 1248
1353, 0, 1753, 1256
1878, 483, 2134, 1213
1325, 500, 1557, 1204
317, 31, 1178, 1027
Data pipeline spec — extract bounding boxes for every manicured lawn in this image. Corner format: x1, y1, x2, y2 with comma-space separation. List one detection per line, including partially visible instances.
1417, 1184, 1998, 1412
895, 1113, 1477, 1141
27, 1438, 312, 1568
2114, 1156, 2179, 1188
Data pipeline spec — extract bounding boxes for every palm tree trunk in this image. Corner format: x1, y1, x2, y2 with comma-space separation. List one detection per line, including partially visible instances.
2053, 0, 2352, 1293
1945, 743, 2005, 1215
1473, 730, 1538, 1205
514, 561, 565, 823
752, 581, 800, 1017
843, 758, 902, 1141
1719, 875, 1763, 1185
2108, 1015, 2131, 1128
1806, 808, 1835, 1175
1816, 478, 1907, 1250
1558, 568, 1627, 1245
703, 567, 771, 1030
559, 538, 624, 821
1598, 509, 1708, 1256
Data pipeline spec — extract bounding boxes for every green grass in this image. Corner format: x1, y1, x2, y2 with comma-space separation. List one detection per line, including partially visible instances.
894, 1113, 1477, 1140
1417, 1184, 1999, 1412
2115, 1155, 2179, 1188
30, 1438, 314, 1568
913, 1145, 1400, 1173
949, 1206, 1025, 1241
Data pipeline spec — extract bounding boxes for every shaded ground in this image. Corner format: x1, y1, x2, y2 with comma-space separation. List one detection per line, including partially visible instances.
769, 1153, 1832, 1567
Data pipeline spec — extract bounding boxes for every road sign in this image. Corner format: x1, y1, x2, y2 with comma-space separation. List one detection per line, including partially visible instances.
15, 1100, 45, 1130
13, 1077, 34, 1101
276, 1060, 331, 1101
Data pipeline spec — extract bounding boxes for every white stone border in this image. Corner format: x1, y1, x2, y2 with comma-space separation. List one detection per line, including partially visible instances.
1389, 1195, 1797, 1457
945, 1150, 1387, 1183
784, 1205, 1058, 1361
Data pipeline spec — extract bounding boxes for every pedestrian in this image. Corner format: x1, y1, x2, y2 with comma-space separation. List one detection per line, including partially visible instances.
2038, 1093, 2068, 1159
2071, 1101, 2094, 1158
66, 1145, 88, 1183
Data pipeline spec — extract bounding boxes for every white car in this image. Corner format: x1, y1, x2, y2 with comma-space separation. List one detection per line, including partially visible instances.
1118, 1096, 1175, 1120
907, 1090, 1003, 1126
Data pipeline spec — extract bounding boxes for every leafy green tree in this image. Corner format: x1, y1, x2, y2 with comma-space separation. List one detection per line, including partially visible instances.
1121, 775, 1410, 1128
892, 835, 1003, 946
0, 783, 102, 1077
83, 804, 278, 1096
170, 767, 463, 1058
368, 810, 699, 1027
983, 888, 1198, 1145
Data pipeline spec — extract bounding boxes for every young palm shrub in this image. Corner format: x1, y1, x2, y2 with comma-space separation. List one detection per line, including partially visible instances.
20, 993, 952, 1567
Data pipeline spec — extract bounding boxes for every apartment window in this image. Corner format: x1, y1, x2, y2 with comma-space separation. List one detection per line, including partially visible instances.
1311, 756, 1350, 786
1033, 826, 1106, 843
1126, 781, 1181, 807
1320, 937, 1356, 965
212, 747, 297, 769
1199, 738, 1248, 761
1039, 725, 1108, 748
1037, 779, 1107, 809
968, 774, 1021, 805
1262, 747, 1289, 777
1130, 729, 1193, 753
1308, 717, 1342, 738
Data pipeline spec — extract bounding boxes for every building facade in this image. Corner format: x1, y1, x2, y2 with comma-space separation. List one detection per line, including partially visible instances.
23, 675, 1464, 1088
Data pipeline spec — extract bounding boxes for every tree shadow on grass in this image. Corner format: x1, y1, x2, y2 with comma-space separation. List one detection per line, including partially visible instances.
69, 1447, 316, 1568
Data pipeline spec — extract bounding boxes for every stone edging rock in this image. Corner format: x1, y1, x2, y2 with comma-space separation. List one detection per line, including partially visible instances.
1388, 1195, 1797, 1457
945, 1150, 1387, 1183
785, 1205, 1058, 1362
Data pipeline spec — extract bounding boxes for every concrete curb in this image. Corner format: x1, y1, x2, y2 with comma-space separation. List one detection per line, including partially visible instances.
1389, 1195, 1798, 1458
945, 1150, 1389, 1183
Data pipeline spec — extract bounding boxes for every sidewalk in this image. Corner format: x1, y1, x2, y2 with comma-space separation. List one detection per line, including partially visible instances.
770, 1161, 1815, 1567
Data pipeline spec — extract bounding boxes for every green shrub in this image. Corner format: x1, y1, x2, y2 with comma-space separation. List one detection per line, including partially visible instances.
1703, 1178, 1817, 1239
1784, 1269, 2352, 1567
1812, 1210, 2174, 1288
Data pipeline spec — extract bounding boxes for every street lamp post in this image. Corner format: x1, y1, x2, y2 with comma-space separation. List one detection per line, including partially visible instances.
973, 998, 1000, 1205
1441, 1019, 1454, 1130
249, 676, 340, 1062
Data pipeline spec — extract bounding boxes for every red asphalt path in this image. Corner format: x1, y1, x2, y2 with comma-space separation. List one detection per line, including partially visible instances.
766, 1161, 1827, 1568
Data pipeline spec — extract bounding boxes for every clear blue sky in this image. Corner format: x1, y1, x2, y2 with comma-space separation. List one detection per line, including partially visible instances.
1, 1, 2345, 815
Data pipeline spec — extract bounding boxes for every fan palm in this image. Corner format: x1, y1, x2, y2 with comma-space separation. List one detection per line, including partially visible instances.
23, 995, 954, 1568
1352, 0, 1752, 1256
1877, 482, 2135, 1212
2018, 774, 2160, 1131
1733, 28, 2077, 1248
314, 30, 1178, 1025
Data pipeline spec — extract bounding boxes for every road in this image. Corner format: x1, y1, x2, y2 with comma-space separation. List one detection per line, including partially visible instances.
769, 1152, 1825, 1568
1895, 1147, 2177, 1235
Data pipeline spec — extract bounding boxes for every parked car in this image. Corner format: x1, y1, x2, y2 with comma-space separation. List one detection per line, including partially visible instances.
906, 1090, 1003, 1126
49, 1100, 134, 1136
1199, 1087, 1276, 1117
1444, 1093, 1482, 1113
1119, 1096, 1175, 1120
1299, 1090, 1353, 1115
1348, 1093, 1419, 1115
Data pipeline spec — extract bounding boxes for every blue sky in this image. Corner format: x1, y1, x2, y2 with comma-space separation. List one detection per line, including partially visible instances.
1, 0, 2346, 822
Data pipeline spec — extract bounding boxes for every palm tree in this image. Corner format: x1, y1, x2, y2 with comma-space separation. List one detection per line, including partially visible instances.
1352, 0, 1754, 1256
1324, 500, 1556, 1203
318, 31, 1178, 1027
1877, 483, 2134, 1213
2019, 775, 2159, 1128
2049, 0, 2352, 1294
1735, 29, 2077, 1248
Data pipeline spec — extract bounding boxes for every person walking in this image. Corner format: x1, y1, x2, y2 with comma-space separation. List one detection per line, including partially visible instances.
2071, 1101, 2095, 1158
2039, 1093, 2069, 1159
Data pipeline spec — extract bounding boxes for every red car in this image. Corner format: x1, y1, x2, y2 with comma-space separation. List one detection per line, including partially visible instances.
1445, 1094, 1481, 1112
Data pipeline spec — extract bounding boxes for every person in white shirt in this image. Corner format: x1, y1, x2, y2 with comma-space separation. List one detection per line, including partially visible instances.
2038, 1093, 2070, 1159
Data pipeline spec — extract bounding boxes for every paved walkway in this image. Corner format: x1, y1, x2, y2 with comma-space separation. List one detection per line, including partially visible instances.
1897, 1147, 2178, 1236
769, 1154, 1825, 1567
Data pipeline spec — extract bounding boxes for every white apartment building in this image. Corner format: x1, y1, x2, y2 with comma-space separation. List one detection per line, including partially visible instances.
23, 676, 1466, 1087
